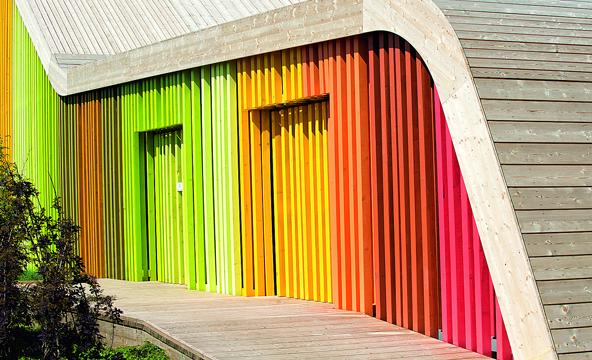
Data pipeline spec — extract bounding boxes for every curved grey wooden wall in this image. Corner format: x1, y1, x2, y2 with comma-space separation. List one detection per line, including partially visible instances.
433, 1, 592, 357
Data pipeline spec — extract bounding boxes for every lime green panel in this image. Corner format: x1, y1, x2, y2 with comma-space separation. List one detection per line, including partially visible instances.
121, 72, 197, 288
12, 8, 60, 214
120, 65, 241, 295
148, 130, 184, 284
210, 63, 241, 295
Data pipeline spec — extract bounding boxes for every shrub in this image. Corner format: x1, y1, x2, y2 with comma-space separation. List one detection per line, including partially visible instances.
26, 199, 122, 359
0, 142, 34, 358
0, 143, 122, 359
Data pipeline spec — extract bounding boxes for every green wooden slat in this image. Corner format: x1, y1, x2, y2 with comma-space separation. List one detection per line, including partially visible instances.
200, 66, 217, 292
154, 134, 162, 281
227, 61, 241, 295
212, 64, 223, 292
175, 130, 184, 284
146, 133, 157, 281
191, 69, 206, 291
181, 71, 197, 290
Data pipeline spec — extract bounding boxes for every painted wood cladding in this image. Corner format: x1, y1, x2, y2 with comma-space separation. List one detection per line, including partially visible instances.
147, 130, 184, 284
12, 7, 60, 214
7, 21, 516, 357
237, 54, 332, 301
120, 67, 241, 294
120, 72, 192, 284
435, 92, 513, 359
101, 88, 125, 280
0, 0, 11, 156
76, 94, 105, 278
59, 98, 78, 227
368, 33, 440, 336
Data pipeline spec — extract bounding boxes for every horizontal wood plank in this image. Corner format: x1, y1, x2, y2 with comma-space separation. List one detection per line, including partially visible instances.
511, 188, 592, 210
496, 143, 592, 165
546, 303, 592, 329
531, 255, 592, 280
539, 279, 592, 305
436, 0, 592, 18
525, 232, 592, 257
489, 122, 592, 143
517, 209, 592, 233
453, 22, 592, 39
497, 143, 592, 165
473, 68, 592, 82
553, 327, 592, 354
503, 165, 592, 187
453, 17, 592, 33
469, 58, 592, 73
457, 30, 592, 46
462, 39, 592, 54
442, 8, 592, 26
559, 352, 592, 360
483, 100, 592, 122
475, 79, 592, 102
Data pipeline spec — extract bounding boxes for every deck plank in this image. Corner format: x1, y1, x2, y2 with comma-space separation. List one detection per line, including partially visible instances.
99, 279, 486, 359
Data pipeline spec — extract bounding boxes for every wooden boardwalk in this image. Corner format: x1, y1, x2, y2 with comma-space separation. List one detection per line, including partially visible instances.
99, 279, 487, 360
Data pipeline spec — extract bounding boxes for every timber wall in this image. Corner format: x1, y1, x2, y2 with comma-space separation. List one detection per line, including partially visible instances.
12, 7, 60, 213
432, 1, 592, 356
3, 8, 516, 357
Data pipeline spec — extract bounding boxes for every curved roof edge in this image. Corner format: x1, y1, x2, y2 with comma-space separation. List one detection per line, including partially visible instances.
16, 0, 557, 358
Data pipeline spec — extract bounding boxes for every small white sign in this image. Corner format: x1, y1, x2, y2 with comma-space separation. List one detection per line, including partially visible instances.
176, 182, 183, 192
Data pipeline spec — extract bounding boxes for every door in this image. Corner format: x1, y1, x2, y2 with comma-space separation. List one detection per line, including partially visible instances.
146, 129, 184, 284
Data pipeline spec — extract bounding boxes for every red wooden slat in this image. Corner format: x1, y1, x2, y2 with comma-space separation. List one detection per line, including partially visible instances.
369, 35, 386, 321
386, 33, 398, 326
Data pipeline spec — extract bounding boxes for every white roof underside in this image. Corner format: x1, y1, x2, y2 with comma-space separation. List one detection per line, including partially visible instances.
22, 0, 304, 66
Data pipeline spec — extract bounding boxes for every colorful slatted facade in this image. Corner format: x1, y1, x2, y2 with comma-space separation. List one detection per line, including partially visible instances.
0, 0, 11, 155
3, 1, 562, 358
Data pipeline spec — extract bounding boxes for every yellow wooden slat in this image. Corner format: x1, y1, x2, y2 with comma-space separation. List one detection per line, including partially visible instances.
262, 111, 275, 296
281, 109, 293, 298
306, 104, 319, 301
311, 103, 322, 302
250, 110, 266, 296
322, 102, 332, 302
288, 107, 299, 299
272, 110, 286, 296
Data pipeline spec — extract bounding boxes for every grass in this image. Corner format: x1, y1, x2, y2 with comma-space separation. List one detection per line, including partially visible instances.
102, 342, 169, 360
17, 269, 43, 282
14, 329, 169, 360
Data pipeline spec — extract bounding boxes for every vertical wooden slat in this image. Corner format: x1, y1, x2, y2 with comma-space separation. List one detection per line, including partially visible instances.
272, 109, 286, 297
288, 107, 299, 299
0, 0, 12, 156
416, 55, 439, 338
280, 108, 292, 298
328, 39, 341, 309
370, 33, 386, 321
336, 39, 352, 311
261, 110, 274, 296
395, 35, 411, 328
200, 67, 217, 293
386, 33, 399, 326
